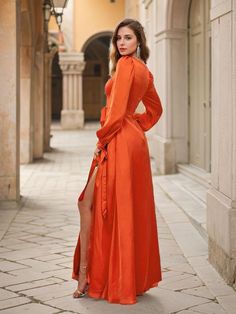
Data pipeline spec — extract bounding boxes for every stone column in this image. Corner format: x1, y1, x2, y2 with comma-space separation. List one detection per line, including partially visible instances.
32, 49, 44, 159
147, 28, 188, 175
0, 0, 20, 200
31, 1, 44, 160
207, 0, 236, 286
20, 2, 33, 164
59, 52, 85, 129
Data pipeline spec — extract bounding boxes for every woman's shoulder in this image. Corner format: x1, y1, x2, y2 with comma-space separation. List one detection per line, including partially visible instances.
115, 56, 135, 75
117, 55, 134, 67
114, 56, 152, 82
117, 56, 150, 76
117, 55, 146, 66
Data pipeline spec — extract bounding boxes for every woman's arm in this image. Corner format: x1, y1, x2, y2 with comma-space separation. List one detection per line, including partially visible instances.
96, 56, 134, 150
133, 72, 163, 131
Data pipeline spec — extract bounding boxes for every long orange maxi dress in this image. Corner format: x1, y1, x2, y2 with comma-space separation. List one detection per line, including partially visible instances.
72, 55, 163, 305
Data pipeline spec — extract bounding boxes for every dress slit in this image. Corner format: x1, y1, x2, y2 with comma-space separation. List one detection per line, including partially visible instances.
78, 158, 99, 202
73, 160, 98, 282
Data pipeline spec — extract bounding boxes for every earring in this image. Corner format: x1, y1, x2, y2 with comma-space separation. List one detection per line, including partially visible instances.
136, 45, 141, 58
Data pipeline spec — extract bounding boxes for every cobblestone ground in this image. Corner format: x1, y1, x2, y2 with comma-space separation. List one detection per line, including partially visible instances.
0, 123, 236, 313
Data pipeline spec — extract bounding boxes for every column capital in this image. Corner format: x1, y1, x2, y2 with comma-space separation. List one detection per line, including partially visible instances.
59, 52, 85, 74
59, 52, 85, 128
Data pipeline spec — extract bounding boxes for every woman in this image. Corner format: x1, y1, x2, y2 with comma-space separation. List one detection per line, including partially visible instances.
72, 18, 163, 305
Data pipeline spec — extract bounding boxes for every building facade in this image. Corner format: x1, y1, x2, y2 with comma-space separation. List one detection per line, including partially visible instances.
0, 0, 235, 290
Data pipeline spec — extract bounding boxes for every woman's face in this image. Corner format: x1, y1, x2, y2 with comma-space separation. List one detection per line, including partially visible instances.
116, 26, 139, 57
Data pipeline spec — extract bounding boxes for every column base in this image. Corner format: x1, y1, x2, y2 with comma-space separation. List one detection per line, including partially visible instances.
0, 177, 20, 201
61, 109, 84, 129
207, 188, 236, 288
208, 237, 236, 288
148, 134, 177, 174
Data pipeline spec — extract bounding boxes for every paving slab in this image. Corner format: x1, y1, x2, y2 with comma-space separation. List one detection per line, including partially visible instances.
217, 295, 236, 314
0, 303, 58, 313
190, 301, 227, 313
0, 260, 28, 272
160, 275, 203, 291
45, 288, 209, 314
0, 296, 31, 310
182, 286, 215, 300
7, 277, 64, 292
0, 289, 19, 301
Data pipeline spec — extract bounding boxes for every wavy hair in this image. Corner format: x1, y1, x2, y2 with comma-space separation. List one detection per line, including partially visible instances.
109, 18, 149, 76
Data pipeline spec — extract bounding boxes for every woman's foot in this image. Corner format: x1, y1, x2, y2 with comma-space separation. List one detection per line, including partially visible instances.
73, 265, 88, 298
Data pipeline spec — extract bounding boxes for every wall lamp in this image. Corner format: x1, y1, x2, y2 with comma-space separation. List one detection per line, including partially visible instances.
43, 0, 68, 30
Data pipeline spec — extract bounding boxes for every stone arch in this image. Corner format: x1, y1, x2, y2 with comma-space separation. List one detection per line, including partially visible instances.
81, 31, 113, 53
160, 0, 211, 175
81, 31, 112, 121
166, 0, 191, 30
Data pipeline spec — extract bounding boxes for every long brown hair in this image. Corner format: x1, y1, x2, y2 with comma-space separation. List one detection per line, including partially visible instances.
109, 18, 150, 76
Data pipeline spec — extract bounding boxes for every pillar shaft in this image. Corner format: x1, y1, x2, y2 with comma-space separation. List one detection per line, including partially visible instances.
0, 0, 20, 200
32, 1, 44, 159
59, 52, 85, 129
20, 4, 33, 164
20, 45, 33, 163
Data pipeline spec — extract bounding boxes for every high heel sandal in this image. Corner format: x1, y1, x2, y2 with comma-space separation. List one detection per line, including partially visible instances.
73, 265, 89, 298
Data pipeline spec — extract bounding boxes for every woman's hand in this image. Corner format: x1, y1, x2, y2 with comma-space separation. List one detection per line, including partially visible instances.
93, 147, 101, 160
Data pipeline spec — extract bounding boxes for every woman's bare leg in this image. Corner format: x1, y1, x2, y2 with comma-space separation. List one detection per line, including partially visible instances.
74, 166, 98, 295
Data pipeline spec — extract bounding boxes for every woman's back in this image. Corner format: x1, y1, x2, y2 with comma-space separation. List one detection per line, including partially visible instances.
97, 55, 162, 148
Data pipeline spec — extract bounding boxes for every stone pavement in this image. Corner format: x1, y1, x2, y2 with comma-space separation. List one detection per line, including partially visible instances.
0, 123, 236, 314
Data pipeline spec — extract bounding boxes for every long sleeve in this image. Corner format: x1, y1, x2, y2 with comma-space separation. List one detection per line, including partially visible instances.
133, 72, 163, 131
96, 56, 134, 149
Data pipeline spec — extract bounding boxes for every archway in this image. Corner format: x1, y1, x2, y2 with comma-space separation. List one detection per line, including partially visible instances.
82, 32, 112, 121
51, 52, 63, 120
188, 0, 211, 171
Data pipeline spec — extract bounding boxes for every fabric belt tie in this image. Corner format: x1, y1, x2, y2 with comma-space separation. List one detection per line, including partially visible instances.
98, 148, 108, 219
97, 113, 135, 219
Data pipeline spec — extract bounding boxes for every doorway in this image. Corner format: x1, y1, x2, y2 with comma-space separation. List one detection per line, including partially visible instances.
188, 0, 211, 171
51, 52, 62, 120
82, 34, 111, 121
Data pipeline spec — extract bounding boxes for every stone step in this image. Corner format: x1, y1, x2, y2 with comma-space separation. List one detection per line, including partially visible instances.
177, 163, 211, 188
153, 172, 208, 242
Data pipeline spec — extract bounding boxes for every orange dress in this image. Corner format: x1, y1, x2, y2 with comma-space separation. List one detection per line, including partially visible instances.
72, 55, 163, 304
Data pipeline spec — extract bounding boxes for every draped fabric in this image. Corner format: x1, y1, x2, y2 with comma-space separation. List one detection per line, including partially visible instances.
72, 55, 163, 304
